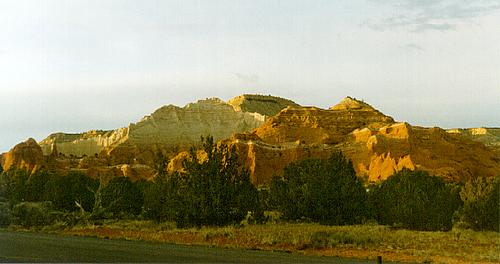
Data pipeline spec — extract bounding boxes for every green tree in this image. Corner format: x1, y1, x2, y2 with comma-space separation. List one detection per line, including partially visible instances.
270, 152, 368, 225
143, 172, 184, 222
11, 201, 54, 227
370, 169, 461, 231
459, 176, 499, 231
176, 136, 260, 227
0, 169, 30, 205
0, 202, 11, 227
25, 170, 52, 202
101, 177, 143, 216
45, 171, 99, 212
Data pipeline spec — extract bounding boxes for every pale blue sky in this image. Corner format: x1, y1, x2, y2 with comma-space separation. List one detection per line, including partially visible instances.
1, 0, 499, 152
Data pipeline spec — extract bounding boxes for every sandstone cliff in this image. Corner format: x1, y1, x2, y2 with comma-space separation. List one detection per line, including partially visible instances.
253, 98, 394, 145
101, 98, 269, 166
38, 96, 291, 160
227, 98, 499, 185
3, 94, 498, 186
0, 138, 45, 174
226, 97, 396, 184
339, 123, 499, 182
39, 129, 124, 157
21, 95, 297, 179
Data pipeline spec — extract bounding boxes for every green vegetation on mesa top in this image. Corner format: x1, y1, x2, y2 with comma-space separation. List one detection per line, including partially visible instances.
0, 135, 498, 233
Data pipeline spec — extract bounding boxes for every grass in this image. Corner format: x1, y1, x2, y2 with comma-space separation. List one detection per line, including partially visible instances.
51, 220, 500, 264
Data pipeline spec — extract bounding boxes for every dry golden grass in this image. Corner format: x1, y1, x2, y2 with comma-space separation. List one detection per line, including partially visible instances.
61, 220, 499, 264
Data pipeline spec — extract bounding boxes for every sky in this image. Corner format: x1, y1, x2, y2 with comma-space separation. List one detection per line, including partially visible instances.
0, 0, 499, 152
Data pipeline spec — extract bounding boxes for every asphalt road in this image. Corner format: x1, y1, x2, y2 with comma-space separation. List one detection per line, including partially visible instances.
0, 230, 386, 263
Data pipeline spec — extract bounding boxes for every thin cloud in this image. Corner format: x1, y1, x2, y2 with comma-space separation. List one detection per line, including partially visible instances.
233, 73, 260, 84
401, 43, 425, 51
365, 0, 500, 32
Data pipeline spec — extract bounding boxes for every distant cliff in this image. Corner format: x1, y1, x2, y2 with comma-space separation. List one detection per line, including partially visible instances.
2, 94, 498, 185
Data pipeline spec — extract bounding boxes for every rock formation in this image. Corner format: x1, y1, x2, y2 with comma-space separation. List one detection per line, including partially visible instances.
2, 94, 499, 186
339, 123, 499, 182
39, 130, 122, 157
228, 97, 499, 184
227, 94, 300, 117
38, 96, 298, 159
253, 97, 394, 145
0, 138, 45, 174
101, 98, 268, 165
446, 127, 500, 149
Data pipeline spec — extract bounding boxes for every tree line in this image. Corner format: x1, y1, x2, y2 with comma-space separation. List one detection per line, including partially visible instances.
0, 136, 498, 231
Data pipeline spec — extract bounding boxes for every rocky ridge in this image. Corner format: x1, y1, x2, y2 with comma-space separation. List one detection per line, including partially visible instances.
1, 94, 498, 185
227, 94, 300, 117
446, 127, 500, 149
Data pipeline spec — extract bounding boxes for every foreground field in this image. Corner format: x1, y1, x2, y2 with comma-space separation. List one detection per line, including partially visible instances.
40, 220, 499, 264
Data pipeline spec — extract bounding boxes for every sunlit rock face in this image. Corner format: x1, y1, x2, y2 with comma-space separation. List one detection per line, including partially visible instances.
16, 95, 298, 180
124, 97, 266, 147
39, 129, 127, 157
101, 97, 270, 166
38, 96, 299, 159
253, 97, 394, 145
339, 123, 500, 182
1, 138, 45, 174
227, 98, 499, 185
3, 94, 499, 185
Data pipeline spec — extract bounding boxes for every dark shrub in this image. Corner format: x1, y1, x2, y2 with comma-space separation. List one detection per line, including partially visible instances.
370, 169, 461, 231
0, 202, 11, 227
143, 173, 183, 222
145, 136, 260, 227
25, 170, 53, 202
270, 152, 368, 225
101, 177, 143, 216
11, 201, 54, 227
45, 171, 99, 212
0, 169, 29, 204
176, 136, 260, 227
459, 176, 499, 231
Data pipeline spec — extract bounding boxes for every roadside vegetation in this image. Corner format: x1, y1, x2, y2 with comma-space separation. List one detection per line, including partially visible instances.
0, 136, 498, 263
60, 220, 499, 264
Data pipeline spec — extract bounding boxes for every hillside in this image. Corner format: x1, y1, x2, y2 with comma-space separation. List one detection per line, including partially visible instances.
1, 94, 498, 185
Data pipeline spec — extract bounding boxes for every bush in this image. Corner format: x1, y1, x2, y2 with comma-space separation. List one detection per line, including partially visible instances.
176, 136, 261, 227
370, 169, 461, 231
25, 170, 53, 202
0, 169, 30, 204
0, 202, 11, 227
45, 171, 99, 212
143, 173, 183, 222
270, 152, 368, 225
0, 170, 57, 203
144, 136, 261, 227
459, 176, 499, 231
101, 177, 143, 216
11, 201, 54, 227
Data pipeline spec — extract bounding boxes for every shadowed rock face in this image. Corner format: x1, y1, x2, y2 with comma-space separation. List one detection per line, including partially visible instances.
227, 94, 300, 117
446, 128, 500, 149
2, 95, 499, 185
